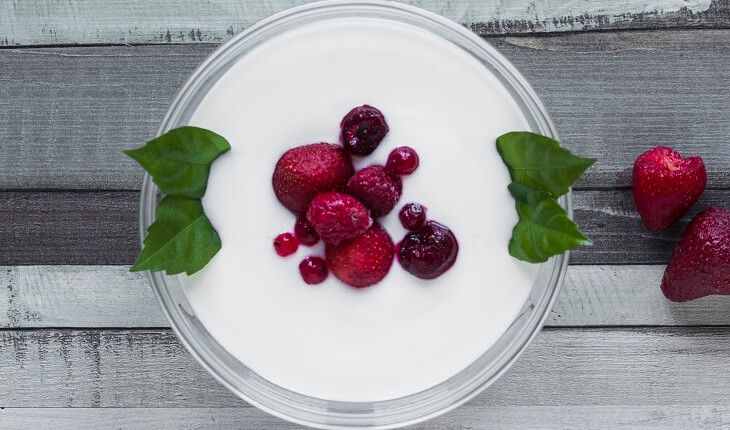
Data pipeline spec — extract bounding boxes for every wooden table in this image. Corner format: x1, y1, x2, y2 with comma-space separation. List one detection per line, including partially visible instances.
1, 1, 729, 428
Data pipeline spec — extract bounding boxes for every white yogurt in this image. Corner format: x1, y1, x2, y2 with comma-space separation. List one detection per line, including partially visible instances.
182, 18, 539, 402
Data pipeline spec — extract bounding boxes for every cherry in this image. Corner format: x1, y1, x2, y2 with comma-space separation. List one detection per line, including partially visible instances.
398, 221, 458, 279
273, 232, 298, 257
385, 146, 419, 175
399, 203, 427, 231
294, 217, 320, 246
340, 105, 389, 155
299, 256, 328, 284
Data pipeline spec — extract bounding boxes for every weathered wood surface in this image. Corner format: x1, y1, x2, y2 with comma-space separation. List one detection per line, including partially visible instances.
2, 405, 729, 429
0, 266, 166, 328
1, 30, 729, 191
2, 190, 727, 265
0, 328, 727, 407
3, 265, 730, 329
0, 0, 727, 46
0, 192, 138, 265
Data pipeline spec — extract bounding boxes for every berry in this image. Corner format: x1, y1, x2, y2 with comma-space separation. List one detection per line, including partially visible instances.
398, 221, 458, 279
294, 217, 319, 246
326, 223, 394, 288
661, 207, 730, 302
272, 143, 354, 214
299, 256, 329, 285
306, 192, 372, 246
632, 146, 706, 231
346, 166, 402, 218
399, 203, 427, 231
340, 105, 389, 155
273, 232, 298, 257
385, 146, 419, 175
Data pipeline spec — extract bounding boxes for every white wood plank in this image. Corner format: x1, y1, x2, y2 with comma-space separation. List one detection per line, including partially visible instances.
0, 266, 166, 328
0, 328, 726, 407
0, 0, 723, 46
1, 31, 728, 190
1, 405, 728, 429
3, 265, 729, 329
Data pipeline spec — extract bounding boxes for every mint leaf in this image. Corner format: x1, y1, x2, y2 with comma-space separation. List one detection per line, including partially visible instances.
508, 182, 592, 263
125, 126, 230, 198
496, 132, 596, 197
131, 195, 221, 275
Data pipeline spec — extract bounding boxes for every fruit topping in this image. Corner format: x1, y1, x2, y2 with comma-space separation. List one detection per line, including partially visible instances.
294, 217, 320, 246
346, 166, 402, 218
273, 232, 299, 257
272, 143, 354, 214
661, 207, 730, 302
299, 256, 329, 285
633, 146, 706, 231
385, 146, 419, 176
398, 221, 458, 279
399, 203, 427, 231
326, 223, 394, 288
340, 105, 389, 155
306, 192, 373, 246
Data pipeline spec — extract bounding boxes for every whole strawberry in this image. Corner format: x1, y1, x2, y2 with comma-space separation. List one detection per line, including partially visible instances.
326, 223, 394, 288
632, 146, 706, 231
661, 207, 729, 302
306, 192, 372, 246
272, 143, 354, 214
346, 166, 402, 218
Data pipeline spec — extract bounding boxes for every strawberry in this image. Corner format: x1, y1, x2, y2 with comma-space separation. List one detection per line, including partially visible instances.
346, 166, 402, 218
306, 192, 372, 245
272, 143, 354, 214
661, 207, 730, 302
326, 223, 394, 288
632, 146, 706, 231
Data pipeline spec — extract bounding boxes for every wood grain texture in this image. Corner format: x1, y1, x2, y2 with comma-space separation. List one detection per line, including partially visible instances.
572, 188, 730, 264
3, 265, 729, 329
0, 328, 727, 407
1, 30, 729, 190
2, 189, 727, 265
1, 405, 728, 429
0, 191, 138, 265
0, 266, 166, 328
0, 0, 727, 46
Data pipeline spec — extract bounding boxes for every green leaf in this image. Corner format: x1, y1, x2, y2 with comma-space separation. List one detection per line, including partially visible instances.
508, 182, 592, 263
125, 126, 230, 198
131, 196, 221, 275
496, 131, 596, 197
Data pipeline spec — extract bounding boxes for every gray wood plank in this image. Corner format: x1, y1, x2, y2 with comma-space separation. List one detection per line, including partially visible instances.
0, 328, 726, 407
1, 405, 728, 429
0, 0, 727, 46
0, 191, 138, 265
0, 266, 166, 328
3, 265, 729, 329
2, 190, 727, 265
572, 188, 730, 264
1, 30, 729, 190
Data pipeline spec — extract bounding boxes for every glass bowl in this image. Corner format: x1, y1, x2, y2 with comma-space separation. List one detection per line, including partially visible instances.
139, 1, 568, 428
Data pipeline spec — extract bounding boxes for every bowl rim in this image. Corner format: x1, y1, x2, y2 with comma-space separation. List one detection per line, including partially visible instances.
139, 1, 569, 428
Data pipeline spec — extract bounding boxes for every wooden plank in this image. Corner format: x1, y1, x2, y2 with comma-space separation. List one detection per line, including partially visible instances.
1, 405, 728, 429
0, 328, 726, 407
2, 265, 729, 329
549, 265, 730, 327
0, 30, 729, 190
0, 266, 166, 328
0, 191, 138, 265
2, 189, 727, 265
571, 188, 730, 264
0, 0, 727, 46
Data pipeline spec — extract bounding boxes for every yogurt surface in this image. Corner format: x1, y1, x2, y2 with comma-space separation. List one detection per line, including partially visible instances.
182, 18, 539, 402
